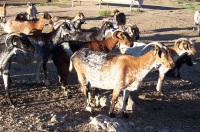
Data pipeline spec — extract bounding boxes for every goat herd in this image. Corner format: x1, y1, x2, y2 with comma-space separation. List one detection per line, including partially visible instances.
0, 2, 198, 118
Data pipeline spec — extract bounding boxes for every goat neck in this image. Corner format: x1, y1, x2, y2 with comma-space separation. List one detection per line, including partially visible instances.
169, 45, 183, 57
47, 22, 75, 46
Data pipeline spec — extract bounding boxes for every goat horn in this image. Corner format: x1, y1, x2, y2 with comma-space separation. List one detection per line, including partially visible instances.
175, 38, 188, 44
175, 38, 189, 49
5, 32, 26, 47
112, 29, 124, 38
142, 41, 165, 50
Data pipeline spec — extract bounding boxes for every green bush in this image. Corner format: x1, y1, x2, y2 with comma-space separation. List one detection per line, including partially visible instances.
98, 9, 111, 17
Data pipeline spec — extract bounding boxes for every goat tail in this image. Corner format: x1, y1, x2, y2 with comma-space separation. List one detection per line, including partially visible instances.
69, 51, 78, 72
69, 57, 74, 72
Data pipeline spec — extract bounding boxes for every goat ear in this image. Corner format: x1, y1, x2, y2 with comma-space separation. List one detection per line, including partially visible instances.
153, 46, 160, 56
183, 43, 189, 50
153, 48, 158, 55
119, 33, 125, 39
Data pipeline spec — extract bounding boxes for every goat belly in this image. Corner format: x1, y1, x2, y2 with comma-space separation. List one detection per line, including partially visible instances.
84, 66, 121, 89
73, 49, 121, 89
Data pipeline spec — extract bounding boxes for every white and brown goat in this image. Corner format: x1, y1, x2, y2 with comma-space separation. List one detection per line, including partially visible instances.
0, 12, 52, 35
51, 30, 133, 97
119, 38, 196, 93
70, 42, 175, 118
156, 38, 196, 92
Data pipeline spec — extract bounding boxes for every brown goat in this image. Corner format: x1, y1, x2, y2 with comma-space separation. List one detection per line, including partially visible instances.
52, 12, 85, 23
0, 2, 7, 22
70, 42, 175, 118
0, 12, 52, 35
82, 30, 133, 52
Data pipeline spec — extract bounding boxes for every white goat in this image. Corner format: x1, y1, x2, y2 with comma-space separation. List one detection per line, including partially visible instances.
27, 2, 37, 20
194, 11, 200, 35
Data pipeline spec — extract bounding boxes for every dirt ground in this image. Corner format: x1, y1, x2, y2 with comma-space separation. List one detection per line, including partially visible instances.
0, 0, 200, 131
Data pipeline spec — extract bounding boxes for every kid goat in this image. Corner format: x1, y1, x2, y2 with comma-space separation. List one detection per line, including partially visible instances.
0, 33, 35, 107
70, 42, 175, 118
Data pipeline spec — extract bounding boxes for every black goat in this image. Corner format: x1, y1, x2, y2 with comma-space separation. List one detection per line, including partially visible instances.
125, 24, 140, 42
113, 9, 126, 30
15, 12, 29, 21
68, 19, 117, 42
6, 21, 76, 106
166, 54, 193, 78
0, 33, 35, 107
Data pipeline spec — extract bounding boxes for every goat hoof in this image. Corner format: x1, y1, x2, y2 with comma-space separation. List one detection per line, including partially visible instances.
63, 91, 72, 99
67, 94, 72, 99
109, 113, 116, 118
9, 103, 15, 109
10, 105, 15, 109
44, 80, 50, 86
156, 91, 164, 96
120, 112, 129, 118
86, 106, 93, 114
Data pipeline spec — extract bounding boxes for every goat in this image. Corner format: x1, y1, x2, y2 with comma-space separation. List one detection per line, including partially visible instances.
68, 19, 117, 42
7, 21, 76, 94
125, 24, 140, 42
73, 19, 86, 32
0, 12, 52, 35
15, 12, 29, 21
156, 38, 196, 92
51, 30, 133, 96
50, 20, 117, 94
113, 9, 126, 30
166, 54, 193, 78
27, 2, 37, 20
0, 33, 35, 107
0, 2, 7, 23
119, 38, 196, 92
52, 12, 85, 23
70, 42, 175, 118
194, 11, 200, 35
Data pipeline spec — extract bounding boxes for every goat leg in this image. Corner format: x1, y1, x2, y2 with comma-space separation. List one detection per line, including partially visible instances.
120, 89, 130, 118
81, 84, 93, 114
109, 89, 121, 118
52, 56, 72, 98
42, 58, 50, 86
3, 73, 14, 108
